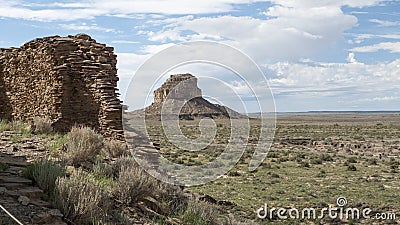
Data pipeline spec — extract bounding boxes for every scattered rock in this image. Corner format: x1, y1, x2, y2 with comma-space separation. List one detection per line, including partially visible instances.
199, 194, 218, 204
48, 209, 63, 217
32, 212, 52, 224
143, 196, 171, 215
18, 195, 30, 206
17, 187, 44, 199
0, 187, 6, 195
0, 176, 32, 185
217, 200, 236, 207
66, 165, 75, 175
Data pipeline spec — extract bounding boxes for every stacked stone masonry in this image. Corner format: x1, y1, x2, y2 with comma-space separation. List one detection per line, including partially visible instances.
0, 34, 123, 139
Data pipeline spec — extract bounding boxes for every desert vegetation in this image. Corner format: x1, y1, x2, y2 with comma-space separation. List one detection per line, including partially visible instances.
1, 113, 399, 224
1, 119, 236, 225
145, 114, 400, 224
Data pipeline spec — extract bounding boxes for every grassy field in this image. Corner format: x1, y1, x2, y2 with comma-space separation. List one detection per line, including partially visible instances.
145, 113, 400, 224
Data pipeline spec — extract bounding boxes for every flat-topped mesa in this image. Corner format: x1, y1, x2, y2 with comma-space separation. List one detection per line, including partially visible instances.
143, 73, 245, 119
154, 74, 202, 103
0, 34, 123, 140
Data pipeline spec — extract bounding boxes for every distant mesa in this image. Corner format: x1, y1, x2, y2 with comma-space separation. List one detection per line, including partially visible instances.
141, 73, 245, 120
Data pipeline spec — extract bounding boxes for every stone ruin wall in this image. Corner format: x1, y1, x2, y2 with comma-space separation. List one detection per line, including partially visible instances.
0, 34, 123, 139
153, 74, 202, 103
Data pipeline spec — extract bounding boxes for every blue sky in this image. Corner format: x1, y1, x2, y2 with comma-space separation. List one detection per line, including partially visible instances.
0, 0, 399, 112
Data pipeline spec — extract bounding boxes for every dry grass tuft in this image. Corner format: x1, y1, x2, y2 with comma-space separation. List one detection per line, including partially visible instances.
104, 139, 128, 158
54, 169, 111, 224
181, 199, 220, 225
33, 117, 53, 134
66, 126, 103, 166
115, 159, 157, 205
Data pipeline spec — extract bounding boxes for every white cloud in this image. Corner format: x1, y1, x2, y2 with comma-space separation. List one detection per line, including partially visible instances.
264, 58, 400, 110
0, 0, 385, 22
111, 40, 140, 44
145, 4, 358, 62
0, 1, 105, 21
351, 42, 400, 53
347, 52, 358, 63
59, 23, 119, 33
369, 96, 400, 101
116, 52, 152, 100
269, 0, 382, 8
116, 53, 150, 79
140, 43, 177, 54
370, 19, 400, 27
0, 0, 272, 21
348, 33, 400, 45
266, 59, 400, 93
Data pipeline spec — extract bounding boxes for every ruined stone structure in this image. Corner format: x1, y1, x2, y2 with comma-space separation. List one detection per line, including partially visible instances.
144, 74, 244, 119
0, 34, 123, 139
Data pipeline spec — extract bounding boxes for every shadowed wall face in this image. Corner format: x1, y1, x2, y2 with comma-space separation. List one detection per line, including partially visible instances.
0, 34, 123, 139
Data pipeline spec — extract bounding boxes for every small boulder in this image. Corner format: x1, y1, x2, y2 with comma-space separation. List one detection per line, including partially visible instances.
18, 195, 30, 206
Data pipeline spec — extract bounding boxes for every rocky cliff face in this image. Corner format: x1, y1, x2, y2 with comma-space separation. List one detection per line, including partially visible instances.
0, 34, 123, 139
153, 74, 202, 103
144, 74, 244, 119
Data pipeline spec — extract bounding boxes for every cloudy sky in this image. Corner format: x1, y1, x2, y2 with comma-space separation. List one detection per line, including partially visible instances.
0, 0, 399, 112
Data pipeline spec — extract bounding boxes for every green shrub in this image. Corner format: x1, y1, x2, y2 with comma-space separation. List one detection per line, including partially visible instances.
66, 126, 103, 166
93, 162, 114, 179
267, 152, 279, 158
156, 182, 188, 214
388, 159, 399, 170
320, 153, 333, 162
54, 169, 111, 224
347, 164, 357, 171
181, 199, 219, 225
0, 162, 10, 171
227, 170, 241, 177
310, 157, 323, 165
390, 164, 398, 170
367, 158, 378, 165
278, 157, 289, 163
0, 120, 12, 132
7, 121, 32, 142
299, 160, 310, 168
24, 159, 65, 195
11, 120, 32, 135
316, 169, 326, 178
347, 157, 358, 163
268, 172, 280, 178
46, 134, 68, 157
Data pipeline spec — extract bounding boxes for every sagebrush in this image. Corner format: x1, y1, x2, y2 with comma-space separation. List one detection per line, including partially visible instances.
66, 126, 103, 166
